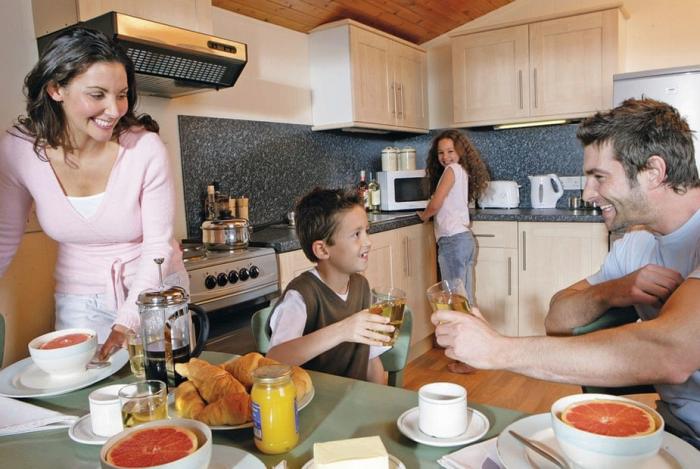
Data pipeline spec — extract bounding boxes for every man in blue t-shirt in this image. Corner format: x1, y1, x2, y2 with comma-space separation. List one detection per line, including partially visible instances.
432, 98, 700, 448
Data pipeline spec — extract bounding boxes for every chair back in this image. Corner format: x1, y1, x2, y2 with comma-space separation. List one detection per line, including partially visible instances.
573, 306, 654, 395
0, 313, 4, 367
251, 304, 275, 354
381, 307, 413, 387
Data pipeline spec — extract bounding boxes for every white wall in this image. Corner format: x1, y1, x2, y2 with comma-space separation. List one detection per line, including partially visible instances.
425, 0, 700, 128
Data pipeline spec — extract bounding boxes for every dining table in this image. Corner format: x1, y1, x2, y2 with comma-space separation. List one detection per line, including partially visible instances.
0, 351, 526, 468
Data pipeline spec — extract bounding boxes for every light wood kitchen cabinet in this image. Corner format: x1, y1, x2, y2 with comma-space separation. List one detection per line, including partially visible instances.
472, 221, 608, 337
471, 221, 519, 336
451, 8, 624, 127
310, 19, 428, 133
32, 0, 213, 36
277, 249, 314, 292
518, 222, 609, 336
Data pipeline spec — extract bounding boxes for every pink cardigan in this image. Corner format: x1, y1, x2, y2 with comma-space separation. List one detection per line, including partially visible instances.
0, 128, 186, 331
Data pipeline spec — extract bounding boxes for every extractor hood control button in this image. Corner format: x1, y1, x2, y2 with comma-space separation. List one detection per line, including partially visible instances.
217, 273, 228, 287
249, 266, 260, 278
228, 270, 239, 284
204, 275, 217, 290
239, 267, 249, 281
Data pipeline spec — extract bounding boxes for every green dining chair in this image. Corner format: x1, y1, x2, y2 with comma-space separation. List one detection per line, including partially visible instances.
380, 307, 413, 388
251, 303, 275, 354
573, 306, 654, 395
251, 304, 413, 387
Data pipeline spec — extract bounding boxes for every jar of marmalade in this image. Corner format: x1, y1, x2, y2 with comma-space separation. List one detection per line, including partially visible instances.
251, 364, 299, 454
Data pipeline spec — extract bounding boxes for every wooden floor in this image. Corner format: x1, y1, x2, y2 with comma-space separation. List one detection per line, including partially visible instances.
403, 347, 582, 414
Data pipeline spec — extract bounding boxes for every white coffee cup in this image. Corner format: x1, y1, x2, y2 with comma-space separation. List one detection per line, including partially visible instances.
89, 384, 125, 437
418, 382, 468, 438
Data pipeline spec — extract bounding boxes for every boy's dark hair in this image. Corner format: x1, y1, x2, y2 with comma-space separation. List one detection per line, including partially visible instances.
295, 187, 363, 262
577, 98, 699, 193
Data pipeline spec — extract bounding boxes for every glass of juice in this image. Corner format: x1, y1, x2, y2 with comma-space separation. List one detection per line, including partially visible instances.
119, 380, 168, 428
369, 286, 407, 346
426, 279, 471, 314
127, 330, 145, 378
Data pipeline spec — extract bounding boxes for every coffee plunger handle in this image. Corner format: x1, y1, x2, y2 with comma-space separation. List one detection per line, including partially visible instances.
154, 258, 165, 289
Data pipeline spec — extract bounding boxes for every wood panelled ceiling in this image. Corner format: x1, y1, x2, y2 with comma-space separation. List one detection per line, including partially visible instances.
212, 0, 513, 44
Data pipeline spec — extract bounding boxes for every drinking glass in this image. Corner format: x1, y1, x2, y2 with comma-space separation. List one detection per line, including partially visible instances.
369, 286, 407, 346
127, 330, 145, 378
119, 380, 168, 428
426, 279, 471, 314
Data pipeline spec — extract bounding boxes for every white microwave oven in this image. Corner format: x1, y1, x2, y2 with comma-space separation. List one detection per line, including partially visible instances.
377, 170, 430, 211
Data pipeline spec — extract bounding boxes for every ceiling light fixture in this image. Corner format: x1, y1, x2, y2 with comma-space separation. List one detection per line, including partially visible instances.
494, 119, 569, 130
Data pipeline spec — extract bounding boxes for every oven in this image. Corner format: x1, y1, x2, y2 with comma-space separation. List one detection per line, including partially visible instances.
183, 244, 279, 354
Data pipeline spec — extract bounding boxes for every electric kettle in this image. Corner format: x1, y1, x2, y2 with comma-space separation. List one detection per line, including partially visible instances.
529, 174, 564, 208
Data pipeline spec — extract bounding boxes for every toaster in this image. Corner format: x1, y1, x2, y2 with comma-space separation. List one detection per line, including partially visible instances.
478, 181, 520, 208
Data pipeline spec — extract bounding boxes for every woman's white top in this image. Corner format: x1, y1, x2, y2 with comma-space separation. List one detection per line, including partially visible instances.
434, 163, 470, 240
66, 192, 105, 219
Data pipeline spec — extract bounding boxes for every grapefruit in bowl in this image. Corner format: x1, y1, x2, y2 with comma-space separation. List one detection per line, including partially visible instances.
28, 328, 97, 376
100, 419, 212, 469
551, 394, 664, 469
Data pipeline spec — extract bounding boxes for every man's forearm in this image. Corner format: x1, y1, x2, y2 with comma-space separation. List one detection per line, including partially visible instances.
545, 281, 613, 335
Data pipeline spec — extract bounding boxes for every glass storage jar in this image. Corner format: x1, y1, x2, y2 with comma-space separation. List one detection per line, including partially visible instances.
251, 364, 299, 454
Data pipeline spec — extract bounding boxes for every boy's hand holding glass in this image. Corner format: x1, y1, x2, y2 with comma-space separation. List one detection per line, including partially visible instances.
369, 286, 407, 345
343, 309, 394, 345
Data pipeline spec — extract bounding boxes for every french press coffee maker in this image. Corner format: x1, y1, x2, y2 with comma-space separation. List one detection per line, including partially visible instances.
137, 259, 208, 389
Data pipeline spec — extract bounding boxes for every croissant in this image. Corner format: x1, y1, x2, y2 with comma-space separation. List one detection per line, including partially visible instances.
193, 392, 251, 426
175, 358, 246, 402
221, 352, 263, 390
174, 381, 205, 418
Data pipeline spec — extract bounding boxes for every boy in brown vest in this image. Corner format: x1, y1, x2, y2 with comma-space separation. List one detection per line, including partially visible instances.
266, 188, 394, 383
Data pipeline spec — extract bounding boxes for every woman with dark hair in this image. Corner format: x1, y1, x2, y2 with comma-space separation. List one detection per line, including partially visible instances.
0, 27, 187, 359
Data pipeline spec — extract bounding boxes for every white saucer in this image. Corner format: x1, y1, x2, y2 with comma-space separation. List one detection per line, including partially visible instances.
68, 414, 108, 445
0, 349, 129, 398
208, 444, 265, 469
497, 413, 700, 469
302, 454, 405, 469
169, 384, 315, 430
397, 406, 490, 447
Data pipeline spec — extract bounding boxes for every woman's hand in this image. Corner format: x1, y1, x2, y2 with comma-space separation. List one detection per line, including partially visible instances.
98, 324, 131, 360
342, 309, 394, 345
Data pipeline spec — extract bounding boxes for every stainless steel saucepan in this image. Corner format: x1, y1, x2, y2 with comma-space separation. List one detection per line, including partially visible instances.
201, 217, 251, 251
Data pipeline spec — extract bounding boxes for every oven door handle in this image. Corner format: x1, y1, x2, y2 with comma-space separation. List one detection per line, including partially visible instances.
189, 303, 210, 357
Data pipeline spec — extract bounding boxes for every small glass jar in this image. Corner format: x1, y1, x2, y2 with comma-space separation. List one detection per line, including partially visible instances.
251, 364, 299, 454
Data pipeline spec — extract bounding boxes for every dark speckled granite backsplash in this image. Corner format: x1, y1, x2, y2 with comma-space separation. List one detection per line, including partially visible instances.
179, 116, 585, 239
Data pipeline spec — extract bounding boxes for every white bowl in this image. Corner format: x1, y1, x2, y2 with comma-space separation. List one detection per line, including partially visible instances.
551, 393, 664, 469
28, 328, 97, 376
100, 419, 212, 469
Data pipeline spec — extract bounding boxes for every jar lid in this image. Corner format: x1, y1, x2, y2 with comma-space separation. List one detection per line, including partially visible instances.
136, 286, 188, 306
253, 364, 292, 384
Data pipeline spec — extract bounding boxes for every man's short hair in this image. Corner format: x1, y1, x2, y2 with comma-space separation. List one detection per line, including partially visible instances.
577, 98, 699, 193
295, 187, 363, 263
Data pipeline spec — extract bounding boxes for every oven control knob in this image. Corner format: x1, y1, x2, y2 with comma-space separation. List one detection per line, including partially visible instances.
217, 272, 228, 287
239, 267, 250, 281
204, 275, 217, 289
249, 265, 260, 279
228, 270, 239, 284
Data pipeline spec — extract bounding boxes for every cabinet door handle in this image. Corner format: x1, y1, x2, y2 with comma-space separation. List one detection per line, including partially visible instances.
403, 237, 409, 276
474, 233, 495, 238
398, 83, 404, 119
522, 231, 527, 271
507, 256, 512, 296
518, 70, 523, 109
391, 82, 397, 116
533, 68, 538, 108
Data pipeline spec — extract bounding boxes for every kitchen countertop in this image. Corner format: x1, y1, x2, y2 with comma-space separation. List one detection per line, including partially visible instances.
251, 208, 603, 253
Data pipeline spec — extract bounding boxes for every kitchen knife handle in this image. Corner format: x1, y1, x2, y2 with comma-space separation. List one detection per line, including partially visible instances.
518, 70, 523, 109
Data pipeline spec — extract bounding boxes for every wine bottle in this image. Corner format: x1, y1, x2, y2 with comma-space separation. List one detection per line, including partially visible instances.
357, 170, 369, 211
368, 172, 381, 213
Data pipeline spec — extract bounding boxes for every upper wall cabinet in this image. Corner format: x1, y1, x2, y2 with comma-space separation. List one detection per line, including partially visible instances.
310, 20, 429, 133
451, 8, 625, 127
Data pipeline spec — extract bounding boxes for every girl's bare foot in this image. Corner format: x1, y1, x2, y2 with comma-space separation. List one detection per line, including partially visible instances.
447, 361, 476, 374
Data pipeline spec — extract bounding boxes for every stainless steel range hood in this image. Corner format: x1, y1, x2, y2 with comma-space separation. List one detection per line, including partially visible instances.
37, 12, 248, 98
